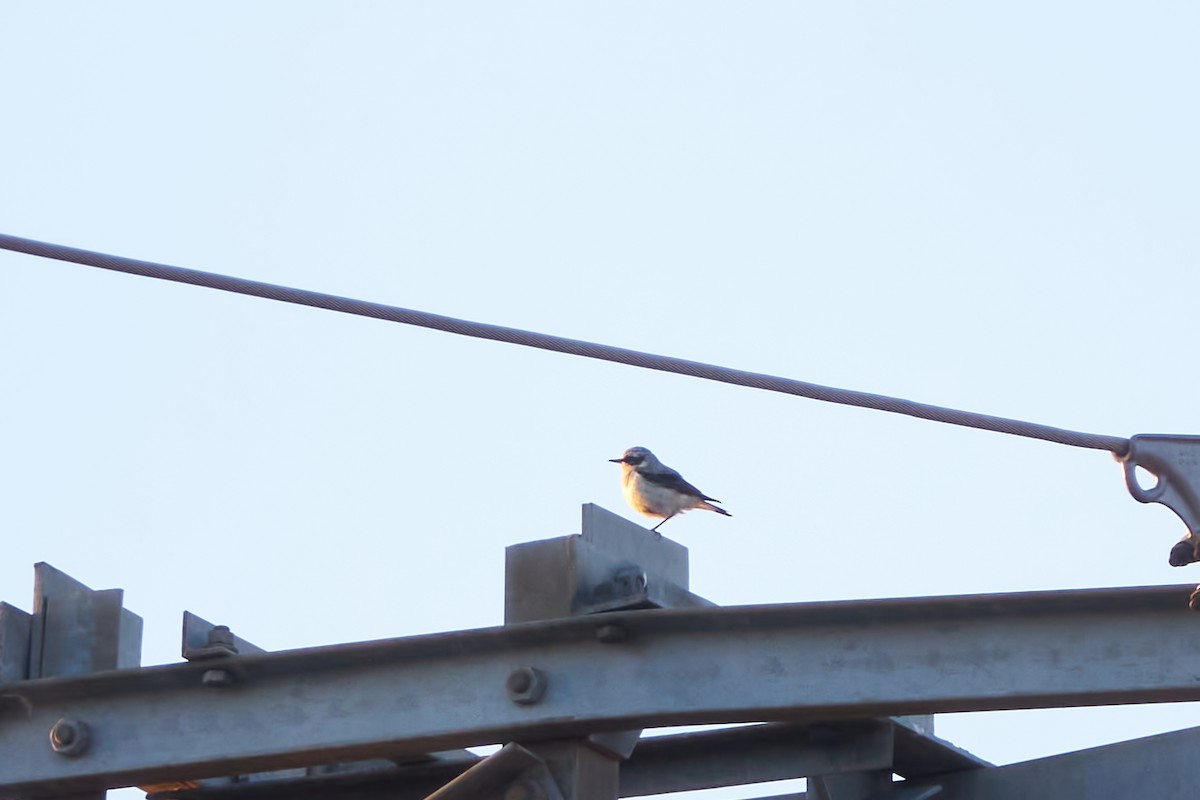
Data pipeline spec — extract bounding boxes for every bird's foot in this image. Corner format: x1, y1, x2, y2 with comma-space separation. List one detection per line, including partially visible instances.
1169, 539, 1200, 567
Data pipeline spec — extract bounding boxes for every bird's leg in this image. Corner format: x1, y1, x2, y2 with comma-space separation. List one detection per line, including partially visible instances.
650, 514, 676, 538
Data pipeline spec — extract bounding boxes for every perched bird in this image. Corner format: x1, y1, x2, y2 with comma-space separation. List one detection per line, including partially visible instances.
609, 446, 731, 534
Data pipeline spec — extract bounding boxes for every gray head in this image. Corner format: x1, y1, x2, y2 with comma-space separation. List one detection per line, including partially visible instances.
609, 446, 659, 468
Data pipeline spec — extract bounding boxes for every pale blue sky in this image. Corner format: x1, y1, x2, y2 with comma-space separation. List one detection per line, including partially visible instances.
3, 3, 1200, 797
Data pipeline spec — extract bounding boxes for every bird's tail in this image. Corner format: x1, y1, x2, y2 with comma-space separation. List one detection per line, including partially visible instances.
698, 500, 731, 517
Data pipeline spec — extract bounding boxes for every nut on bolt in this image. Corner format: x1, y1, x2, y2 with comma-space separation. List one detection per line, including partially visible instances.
202, 668, 236, 688
506, 666, 547, 705
206, 625, 237, 650
49, 717, 91, 757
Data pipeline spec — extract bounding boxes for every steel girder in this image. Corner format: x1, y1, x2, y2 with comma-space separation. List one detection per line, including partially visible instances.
1, 582, 1197, 796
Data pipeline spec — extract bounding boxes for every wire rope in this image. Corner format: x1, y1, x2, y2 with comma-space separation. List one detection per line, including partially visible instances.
0, 233, 1131, 455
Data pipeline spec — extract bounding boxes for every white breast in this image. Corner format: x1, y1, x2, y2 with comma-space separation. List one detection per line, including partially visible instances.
622, 469, 691, 518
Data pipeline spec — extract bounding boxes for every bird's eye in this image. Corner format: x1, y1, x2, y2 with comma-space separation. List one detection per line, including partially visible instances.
627, 456, 643, 465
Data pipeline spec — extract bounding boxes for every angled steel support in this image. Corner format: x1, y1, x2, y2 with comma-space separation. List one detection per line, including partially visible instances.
891, 723, 989, 779
0, 604, 32, 685
1, 583, 1196, 796
182, 612, 265, 662
619, 721, 894, 797
523, 741, 619, 800
424, 743, 563, 800
505, 504, 704, 624
752, 725, 1200, 799
26, 563, 143, 679
911, 723, 1200, 799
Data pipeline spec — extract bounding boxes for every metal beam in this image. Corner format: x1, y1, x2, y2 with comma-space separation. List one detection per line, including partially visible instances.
892, 721, 990, 778
619, 721, 894, 797
145, 719, 981, 800
145, 753, 480, 800
911, 723, 1200, 799
2, 584, 1198, 795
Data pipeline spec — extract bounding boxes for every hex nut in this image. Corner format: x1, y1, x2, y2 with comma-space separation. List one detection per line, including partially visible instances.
202, 668, 236, 688
206, 625, 237, 650
506, 666, 547, 705
49, 717, 91, 757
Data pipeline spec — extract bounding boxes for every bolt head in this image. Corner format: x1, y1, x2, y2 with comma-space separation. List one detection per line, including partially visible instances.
506, 666, 546, 705
49, 718, 90, 756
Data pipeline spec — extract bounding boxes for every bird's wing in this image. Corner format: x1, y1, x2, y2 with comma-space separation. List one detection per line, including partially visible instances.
639, 468, 717, 501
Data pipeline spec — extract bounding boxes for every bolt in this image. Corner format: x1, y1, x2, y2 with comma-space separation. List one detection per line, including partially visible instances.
505, 778, 547, 800
49, 717, 90, 757
506, 666, 547, 705
612, 567, 647, 594
206, 625, 237, 652
595, 624, 627, 644
202, 668, 235, 688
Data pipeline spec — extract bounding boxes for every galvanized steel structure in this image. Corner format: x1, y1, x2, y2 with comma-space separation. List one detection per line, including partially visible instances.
3, 504, 1200, 799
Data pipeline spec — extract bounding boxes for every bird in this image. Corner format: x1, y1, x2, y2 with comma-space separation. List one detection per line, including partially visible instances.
609, 446, 731, 535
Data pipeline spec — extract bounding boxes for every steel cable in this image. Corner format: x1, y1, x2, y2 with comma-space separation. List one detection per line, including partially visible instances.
0, 233, 1131, 455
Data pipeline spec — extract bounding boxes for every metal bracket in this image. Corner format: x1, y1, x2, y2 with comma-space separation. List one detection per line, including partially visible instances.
182, 612, 265, 661
24, 563, 143, 679
0, 603, 32, 684
1118, 435, 1200, 566
580, 566, 716, 615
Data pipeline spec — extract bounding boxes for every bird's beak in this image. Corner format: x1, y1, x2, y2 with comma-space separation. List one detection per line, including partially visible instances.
609, 458, 625, 464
